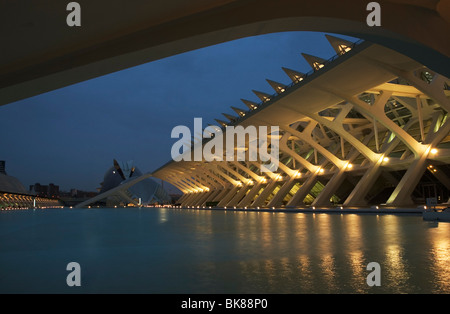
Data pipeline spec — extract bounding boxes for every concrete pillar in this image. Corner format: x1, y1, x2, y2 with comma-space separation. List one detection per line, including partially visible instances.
181, 193, 199, 206
212, 187, 233, 203
312, 167, 347, 207
227, 184, 252, 207
193, 191, 214, 206
177, 193, 189, 204
238, 182, 264, 207
267, 176, 297, 208
203, 189, 223, 205
386, 154, 428, 206
251, 179, 279, 208
343, 161, 383, 206
286, 173, 318, 207
217, 186, 240, 207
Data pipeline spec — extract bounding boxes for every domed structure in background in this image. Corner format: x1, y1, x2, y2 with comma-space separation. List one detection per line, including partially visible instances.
100, 159, 141, 193
93, 159, 171, 207
0, 160, 28, 194
0, 160, 61, 209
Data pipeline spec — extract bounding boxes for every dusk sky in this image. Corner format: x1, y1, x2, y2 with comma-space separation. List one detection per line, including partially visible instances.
0, 31, 358, 193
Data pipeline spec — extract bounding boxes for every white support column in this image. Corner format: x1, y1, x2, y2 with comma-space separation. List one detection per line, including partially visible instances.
213, 187, 234, 204
318, 86, 428, 158
188, 192, 207, 206
232, 161, 266, 183
217, 186, 241, 207
286, 173, 319, 207
231, 162, 269, 206
281, 123, 346, 168
204, 165, 236, 203
176, 193, 189, 204
193, 171, 221, 190
309, 104, 381, 163
386, 155, 427, 206
219, 163, 250, 185
180, 193, 194, 206
343, 112, 429, 206
278, 131, 318, 173
373, 117, 379, 152
267, 175, 297, 208
386, 119, 450, 206
227, 184, 253, 207
416, 95, 425, 142
343, 158, 383, 206
193, 190, 215, 207
311, 166, 347, 207
178, 176, 202, 194
208, 164, 240, 187
251, 179, 279, 208
238, 182, 264, 207
203, 189, 223, 205
165, 172, 192, 194
257, 142, 298, 207
182, 192, 202, 207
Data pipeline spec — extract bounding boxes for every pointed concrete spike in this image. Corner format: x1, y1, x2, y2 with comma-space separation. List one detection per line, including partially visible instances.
252, 90, 272, 102
282, 67, 305, 83
231, 106, 247, 117
301, 53, 327, 71
325, 34, 355, 55
222, 113, 237, 122
241, 99, 259, 110
207, 123, 219, 129
203, 128, 212, 136
215, 119, 228, 127
266, 79, 287, 93
207, 123, 222, 133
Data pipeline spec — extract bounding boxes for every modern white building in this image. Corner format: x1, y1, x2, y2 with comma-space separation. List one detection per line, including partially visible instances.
76, 159, 171, 208
152, 36, 450, 209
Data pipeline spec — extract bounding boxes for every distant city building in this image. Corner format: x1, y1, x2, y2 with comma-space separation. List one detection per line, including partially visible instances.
29, 182, 59, 198
30, 183, 46, 196
0, 160, 6, 175
48, 183, 59, 198
67, 189, 97, 198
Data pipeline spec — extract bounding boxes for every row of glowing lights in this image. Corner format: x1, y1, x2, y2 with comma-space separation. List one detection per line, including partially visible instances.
154, 205, 389, 211
163, 205, 266, 210
184, 166, 340, 194
0, 206, 64, 211
185, 167, 326, 194
183, 148, 440, 194
156, 204, 438, 211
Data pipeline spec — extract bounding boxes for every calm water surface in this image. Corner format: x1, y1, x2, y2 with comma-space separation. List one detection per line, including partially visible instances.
0, 208, 449, 293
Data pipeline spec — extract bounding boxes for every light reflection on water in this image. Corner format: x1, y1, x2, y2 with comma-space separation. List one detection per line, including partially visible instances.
0, 208, 449, 293
429, 232, 450, 292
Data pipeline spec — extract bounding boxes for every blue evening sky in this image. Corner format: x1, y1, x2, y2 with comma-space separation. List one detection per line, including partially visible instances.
0, 31, 359, 193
